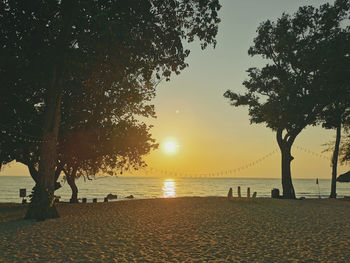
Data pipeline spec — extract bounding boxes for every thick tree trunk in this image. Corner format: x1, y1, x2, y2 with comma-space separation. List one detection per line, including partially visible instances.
330, 123, 341, 198
280, 146, 296, 199
25, 93, 61, 220
277, 129, 296, 199
27, 162, 39, 184
25, 0, 75, 221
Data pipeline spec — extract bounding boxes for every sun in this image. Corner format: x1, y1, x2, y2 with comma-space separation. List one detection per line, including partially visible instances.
163, 140, 178, 154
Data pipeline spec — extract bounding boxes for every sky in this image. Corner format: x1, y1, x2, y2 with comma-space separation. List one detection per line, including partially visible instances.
1, 0, 348, 179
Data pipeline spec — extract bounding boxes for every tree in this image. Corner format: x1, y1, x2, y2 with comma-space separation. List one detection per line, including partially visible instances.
1, 59, 158, 203
340, 125, 350, 165
1, 0, 221, 219
60, 121, 156, 203
224, 0, 349, 199
319, 27, 350, 198
57, 76, 158, 202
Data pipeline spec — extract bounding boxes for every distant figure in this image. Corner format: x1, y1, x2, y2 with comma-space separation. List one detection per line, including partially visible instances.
125, 195, 134, 199
106, 193, 118, 200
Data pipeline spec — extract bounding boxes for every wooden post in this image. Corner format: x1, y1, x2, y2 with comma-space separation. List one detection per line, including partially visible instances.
247, 187, 250, 198
252, 192, 257, 198
19, 189, 26, 204
93, 198, 97, 203
104, 197, 108, 202
19, 189, 26, 198
82, 198, 87, 203
227, 188, 233, 200
238, 186, 241, 198
271, 188, 280, 198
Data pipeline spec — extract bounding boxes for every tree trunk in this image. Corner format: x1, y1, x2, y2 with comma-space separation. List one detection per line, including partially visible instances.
280, 146, 296, 199
330, 122, 341, 198
66, 168, 78, 203
27, 162, 39, 184
25, 0, 75, 221
277, 129, 296, 199
25, 97, 61, 220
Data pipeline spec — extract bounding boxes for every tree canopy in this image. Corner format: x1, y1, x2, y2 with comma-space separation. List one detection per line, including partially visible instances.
1, 0, 221, 220
224, 0, 350, 199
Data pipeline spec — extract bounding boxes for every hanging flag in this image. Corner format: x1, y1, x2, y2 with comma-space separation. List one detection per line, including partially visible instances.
316, 178, 319, 184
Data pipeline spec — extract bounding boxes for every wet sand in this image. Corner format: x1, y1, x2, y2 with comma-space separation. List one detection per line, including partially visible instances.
1, 197, 349, 262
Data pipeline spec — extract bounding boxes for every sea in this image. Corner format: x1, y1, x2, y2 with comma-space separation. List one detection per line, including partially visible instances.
0, 176, 349, 203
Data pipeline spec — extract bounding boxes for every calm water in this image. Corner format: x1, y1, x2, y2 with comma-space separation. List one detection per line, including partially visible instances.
0, 176, 349, 203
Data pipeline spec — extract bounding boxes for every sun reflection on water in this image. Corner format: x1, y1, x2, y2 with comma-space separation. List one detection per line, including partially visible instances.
162, 179, 176, 198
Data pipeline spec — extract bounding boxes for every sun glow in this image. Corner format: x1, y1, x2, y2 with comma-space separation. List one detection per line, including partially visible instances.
163, 140, 178, 154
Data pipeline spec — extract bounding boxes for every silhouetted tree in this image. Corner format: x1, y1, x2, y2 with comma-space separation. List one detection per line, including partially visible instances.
1, 0, 221, 220
224, 0, 350, 199
319, 28, 350, 198
60, 121, 156, 203
340, 126, 350, 165
1, 64, 157, 203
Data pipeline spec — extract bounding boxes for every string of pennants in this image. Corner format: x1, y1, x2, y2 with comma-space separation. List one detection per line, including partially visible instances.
131, 149, 280, 178
132, 145, 336, 177
294, 145, 329, 160
0, 125, 342, 178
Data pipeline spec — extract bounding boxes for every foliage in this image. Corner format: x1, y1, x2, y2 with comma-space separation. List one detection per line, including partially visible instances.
224, 0, 350, 198
0, 0, 221, 159
1, 1, 221, 212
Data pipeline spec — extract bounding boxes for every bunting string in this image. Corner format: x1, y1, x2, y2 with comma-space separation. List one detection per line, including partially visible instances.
0, 124, 47, 143
0, 124, 343, 177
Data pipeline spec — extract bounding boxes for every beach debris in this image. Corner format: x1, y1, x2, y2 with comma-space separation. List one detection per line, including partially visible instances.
227, 188, 233, 200
252, 192, 257, 198
237, 186, 241, 198
271, 188, 280, 198
93, 198, 97, 203
298, 197, 306, 200
126, 195, 134, 199
247, 187, 250, 198
22, 199, 27, 204
82, 198, 87, 203
106, 193, 118, 200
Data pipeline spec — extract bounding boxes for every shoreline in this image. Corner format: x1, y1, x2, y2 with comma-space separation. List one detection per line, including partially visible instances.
1, 194, 350, 205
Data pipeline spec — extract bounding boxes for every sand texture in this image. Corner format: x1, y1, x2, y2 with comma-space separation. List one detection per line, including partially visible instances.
1, 197, 350, 262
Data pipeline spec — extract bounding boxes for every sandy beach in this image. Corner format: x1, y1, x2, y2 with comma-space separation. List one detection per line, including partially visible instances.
0, 197, 350, 262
